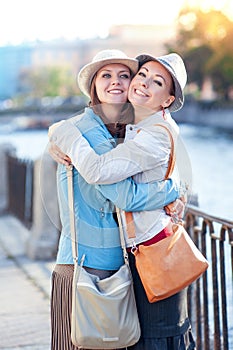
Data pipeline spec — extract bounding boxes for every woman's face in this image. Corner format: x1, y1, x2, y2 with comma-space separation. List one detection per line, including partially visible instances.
128, 61, 175, 113
95, 63, 131, 104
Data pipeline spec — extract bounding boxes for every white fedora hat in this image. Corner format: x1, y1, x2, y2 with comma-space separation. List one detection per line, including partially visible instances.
78, 49, 139, 98
136, 53, 187, 112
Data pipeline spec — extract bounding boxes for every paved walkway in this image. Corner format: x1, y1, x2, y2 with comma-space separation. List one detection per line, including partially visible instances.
0, 215, 55, 350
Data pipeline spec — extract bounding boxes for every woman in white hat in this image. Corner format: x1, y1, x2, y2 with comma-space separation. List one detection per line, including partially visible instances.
48, 49, 183, 350
49, 51, 196, 350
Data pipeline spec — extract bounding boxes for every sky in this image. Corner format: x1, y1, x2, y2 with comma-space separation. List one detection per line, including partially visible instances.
1, 0, 233, 46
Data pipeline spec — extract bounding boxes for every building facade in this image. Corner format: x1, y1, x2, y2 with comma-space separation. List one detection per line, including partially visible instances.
0, 24, 175, 101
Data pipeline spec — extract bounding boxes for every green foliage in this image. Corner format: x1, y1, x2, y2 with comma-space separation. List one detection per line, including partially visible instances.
166, 7, 233, 99
18, 65, 77, 98
184, 46, 214, 86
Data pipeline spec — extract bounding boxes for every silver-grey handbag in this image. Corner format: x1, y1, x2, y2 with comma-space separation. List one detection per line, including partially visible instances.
66, 165, 141, 349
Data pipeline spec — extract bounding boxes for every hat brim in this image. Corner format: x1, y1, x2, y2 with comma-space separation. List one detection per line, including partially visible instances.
136, 54, 184, 112
78, 57, 138, 98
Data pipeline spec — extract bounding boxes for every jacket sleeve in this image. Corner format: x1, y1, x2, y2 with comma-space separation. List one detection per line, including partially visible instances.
96, 177, 180, 211
49, 119, 183, 211
50, 120, 170, 185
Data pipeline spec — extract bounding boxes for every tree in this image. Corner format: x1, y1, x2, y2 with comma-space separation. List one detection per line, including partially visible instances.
166, 7, 233, 100
18, 65, 77, 99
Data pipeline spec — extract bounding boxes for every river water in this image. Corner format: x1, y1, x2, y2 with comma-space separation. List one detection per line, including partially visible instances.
1, 122, 233, 221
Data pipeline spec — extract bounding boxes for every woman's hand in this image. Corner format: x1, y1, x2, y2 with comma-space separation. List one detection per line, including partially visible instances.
165, 196, 186, 224
49, 142, 71, 166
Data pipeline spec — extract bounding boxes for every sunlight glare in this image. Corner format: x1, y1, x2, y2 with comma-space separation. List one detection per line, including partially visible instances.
187, 0, 233, 19
0, 0, 233, 45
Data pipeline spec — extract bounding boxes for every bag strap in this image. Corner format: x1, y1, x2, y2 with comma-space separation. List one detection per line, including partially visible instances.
125, 123, 175, 240
66, 164, 129, 265
66, 164, 78, 261
159, 124, 175, 180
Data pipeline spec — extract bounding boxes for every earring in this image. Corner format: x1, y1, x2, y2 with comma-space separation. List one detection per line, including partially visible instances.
162, 106, 166, 119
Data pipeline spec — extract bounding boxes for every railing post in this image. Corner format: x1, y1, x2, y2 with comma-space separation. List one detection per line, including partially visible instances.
201, 229, 210, 350
0, 143, 16, 214
26, 151, 60, 260
219, 228, 229, 350
211, 235, 221, 350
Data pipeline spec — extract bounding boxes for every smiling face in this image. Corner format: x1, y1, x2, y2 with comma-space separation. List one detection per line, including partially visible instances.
128, 60, 175, 118
95, 63, 131, 105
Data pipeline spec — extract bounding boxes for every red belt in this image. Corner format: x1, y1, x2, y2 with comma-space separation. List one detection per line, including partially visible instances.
126, 225, 173, 252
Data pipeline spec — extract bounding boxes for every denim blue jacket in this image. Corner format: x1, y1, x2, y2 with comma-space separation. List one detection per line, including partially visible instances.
55, 108, 180, 269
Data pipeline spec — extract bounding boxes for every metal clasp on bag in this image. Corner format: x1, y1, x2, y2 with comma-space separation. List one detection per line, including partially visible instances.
131, 240, 138, 254
73, 254, 85, 266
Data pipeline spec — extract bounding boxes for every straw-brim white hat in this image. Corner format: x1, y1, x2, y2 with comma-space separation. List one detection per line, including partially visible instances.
78, 49, 139, 98
136, 53, 187, 112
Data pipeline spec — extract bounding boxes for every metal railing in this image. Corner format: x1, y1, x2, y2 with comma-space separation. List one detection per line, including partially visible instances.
5, 151, 233, 348
7, 154, 34, 227
185, 205, 233, 350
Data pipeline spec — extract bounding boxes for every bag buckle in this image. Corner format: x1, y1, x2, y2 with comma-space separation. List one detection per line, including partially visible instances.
131, 241, 138, 254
